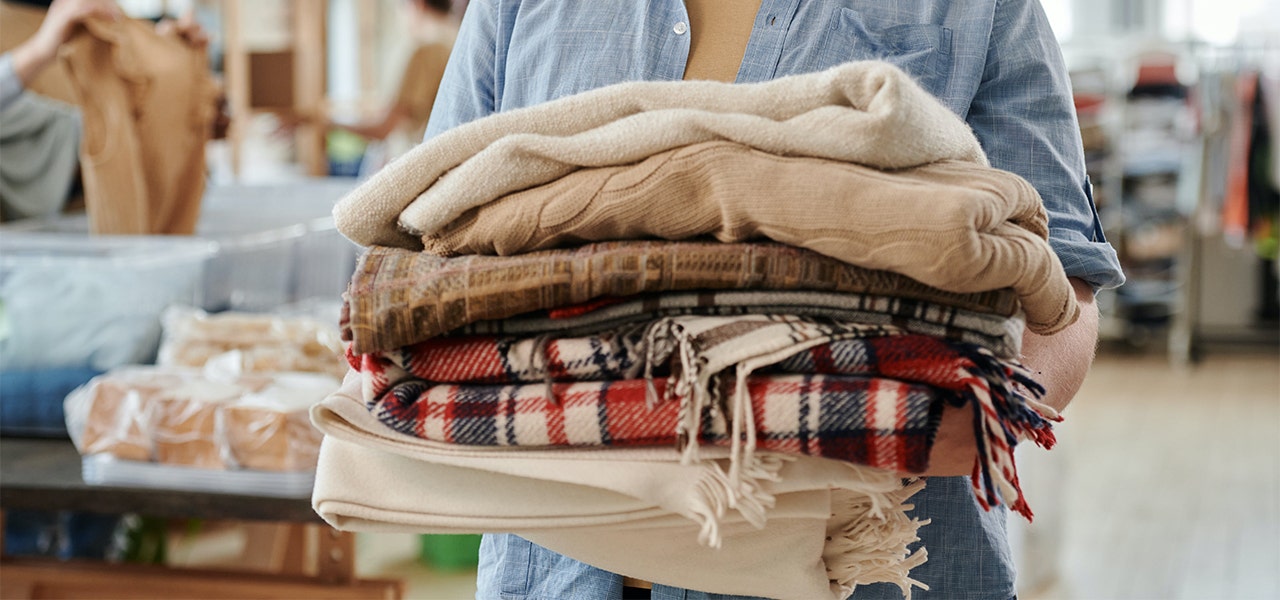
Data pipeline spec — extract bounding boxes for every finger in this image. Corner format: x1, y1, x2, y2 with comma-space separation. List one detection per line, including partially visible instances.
82, 0, 122, 21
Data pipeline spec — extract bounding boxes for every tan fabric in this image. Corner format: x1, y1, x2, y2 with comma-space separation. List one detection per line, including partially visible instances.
333, 60, 988, 248
394, 42, 451, 142
59, 18, 218, 235
344, 241, 1021, 354
311, 373, 929, 599
682, 0, 761, 83
422, 143, 1076, 335
622, 576, 653, 590
0, 2, 79, 105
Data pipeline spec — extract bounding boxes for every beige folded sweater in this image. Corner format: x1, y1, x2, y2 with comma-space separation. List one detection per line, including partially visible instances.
333, 60, 988, 249
312, 372, 928, 599
423, 143, 1078, 334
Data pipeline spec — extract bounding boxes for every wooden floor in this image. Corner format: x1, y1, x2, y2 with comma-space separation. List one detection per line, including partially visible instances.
175, 350, 1280, 599
1025, 349, 1280, 600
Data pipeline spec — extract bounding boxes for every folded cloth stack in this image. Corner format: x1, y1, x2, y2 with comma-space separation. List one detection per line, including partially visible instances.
320, 61, 1074, 599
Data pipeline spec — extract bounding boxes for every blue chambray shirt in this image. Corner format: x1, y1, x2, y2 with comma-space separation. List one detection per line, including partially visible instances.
424, 1, 1126, 599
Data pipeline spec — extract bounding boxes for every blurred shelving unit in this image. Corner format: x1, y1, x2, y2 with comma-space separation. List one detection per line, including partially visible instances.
1071, 52, 1196, 349
221, 0, 329, 178
1072, 43, 1280, 362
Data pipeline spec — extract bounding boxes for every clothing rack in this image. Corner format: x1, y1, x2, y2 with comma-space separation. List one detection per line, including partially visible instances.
1169, 40, 1280, 365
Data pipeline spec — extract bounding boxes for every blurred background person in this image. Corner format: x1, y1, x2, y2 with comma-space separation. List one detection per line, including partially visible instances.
0, 0, 119, 221
289, 0, 454, 175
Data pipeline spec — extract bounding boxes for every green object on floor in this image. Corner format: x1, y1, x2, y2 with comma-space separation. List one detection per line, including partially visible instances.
419, 534, 482, 571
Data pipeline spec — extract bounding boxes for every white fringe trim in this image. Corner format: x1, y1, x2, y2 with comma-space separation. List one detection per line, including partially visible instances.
825, 476, 930, 600
688, 453, 786, 548
643, 318, 930, 596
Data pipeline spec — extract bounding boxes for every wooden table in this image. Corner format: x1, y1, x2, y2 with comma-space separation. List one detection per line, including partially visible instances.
0, 438, 402, 599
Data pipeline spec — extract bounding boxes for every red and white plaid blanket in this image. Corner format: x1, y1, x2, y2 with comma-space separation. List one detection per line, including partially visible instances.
370, 375, 942, 474
352, 316, 1053, 519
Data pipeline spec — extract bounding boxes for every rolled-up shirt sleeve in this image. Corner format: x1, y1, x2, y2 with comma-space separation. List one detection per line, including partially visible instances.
1, 53, 26, 112
967, 0, 1125, 292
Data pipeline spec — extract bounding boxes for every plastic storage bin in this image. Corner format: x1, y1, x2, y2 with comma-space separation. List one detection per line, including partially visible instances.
0, 212, 295, 312
0, 234, 216, 371
186, 179, 362, 310
1, 179, 363, 314
197, 218, 306, 312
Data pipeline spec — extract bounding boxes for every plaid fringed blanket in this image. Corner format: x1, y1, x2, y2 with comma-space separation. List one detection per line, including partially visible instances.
353, 315, 1056, 519
370, 375, 943, 474
349, 319, 901, 393
457, 290, 1025, 359
341, 241, 1020, 354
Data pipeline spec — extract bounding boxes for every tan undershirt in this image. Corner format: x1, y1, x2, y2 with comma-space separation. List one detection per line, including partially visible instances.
681, 0, 762, 83
621, 2, 761, 592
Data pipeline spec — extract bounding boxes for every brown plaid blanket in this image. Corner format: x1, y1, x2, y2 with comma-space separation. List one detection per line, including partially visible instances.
342, 241, 1020, 354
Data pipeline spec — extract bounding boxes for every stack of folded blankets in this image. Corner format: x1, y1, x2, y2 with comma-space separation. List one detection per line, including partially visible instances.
317, 61, 1077, 600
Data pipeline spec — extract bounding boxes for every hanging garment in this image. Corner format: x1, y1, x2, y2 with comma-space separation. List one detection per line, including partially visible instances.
342, 241, 1020, 354
416, 143, 1073, 335
59, 17, 218, 235
1222, 71, 1258, 248
332, 60, 989, 249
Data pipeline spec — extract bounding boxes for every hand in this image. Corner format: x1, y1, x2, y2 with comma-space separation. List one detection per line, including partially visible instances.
30, 0, 121, 59
156, 11, 209, 49
12, 0, 120, 86
273, 109, 327, 138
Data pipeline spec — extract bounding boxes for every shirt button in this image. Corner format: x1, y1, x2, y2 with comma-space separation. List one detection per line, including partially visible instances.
673, 21, 688, 35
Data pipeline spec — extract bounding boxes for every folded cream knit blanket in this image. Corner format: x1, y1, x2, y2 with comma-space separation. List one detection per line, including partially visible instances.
422, 144, 1077, 334
333, 60, 988, 249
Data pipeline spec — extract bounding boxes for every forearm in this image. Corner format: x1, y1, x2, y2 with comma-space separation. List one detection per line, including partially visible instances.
0, 53, 24, 111
8, 37, 58, 91
1016, 277, 1100, 413
4, 0, 123, 109
330, 105, 407, 141
922, 277, 1098, 476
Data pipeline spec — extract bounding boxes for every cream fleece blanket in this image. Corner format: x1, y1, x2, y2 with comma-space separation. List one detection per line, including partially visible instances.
312, 372, 928, 599
333, 60, 988, 249
423, 145, 1078, 334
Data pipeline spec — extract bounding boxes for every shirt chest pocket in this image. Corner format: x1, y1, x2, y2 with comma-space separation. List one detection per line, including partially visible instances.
818, 8, 953, 99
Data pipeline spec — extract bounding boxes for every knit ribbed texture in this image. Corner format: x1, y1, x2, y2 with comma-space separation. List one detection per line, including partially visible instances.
332, 60, 988, 248
421, 143, 1075, 334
